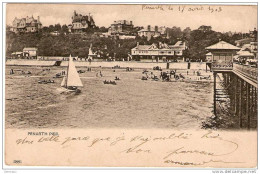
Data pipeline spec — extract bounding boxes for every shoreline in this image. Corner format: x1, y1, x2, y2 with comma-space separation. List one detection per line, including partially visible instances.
5, 59, 207, 70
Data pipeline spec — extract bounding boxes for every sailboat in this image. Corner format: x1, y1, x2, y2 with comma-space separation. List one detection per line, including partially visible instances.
61, 55, 83, 92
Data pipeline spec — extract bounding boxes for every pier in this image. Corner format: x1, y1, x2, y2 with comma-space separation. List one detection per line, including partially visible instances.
206, 41, 258, 129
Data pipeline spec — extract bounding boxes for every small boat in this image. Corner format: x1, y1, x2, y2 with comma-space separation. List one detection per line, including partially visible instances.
38, 79, 55, 84
61, 55, 83, 93
103, 80, 116, 85
141, 76, 148, 80
115, 76, 120, 80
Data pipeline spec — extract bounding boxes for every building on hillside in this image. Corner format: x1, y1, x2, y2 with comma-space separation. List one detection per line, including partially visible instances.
137, 25, 160, 39
23, 48, 38, 58
131, 41, 187, 61
137, 25, 167, 40
68, 10, 95, 33
11, 16, 42, 33
235, 28, 258, 59
108, 20, 134, 35
235, 38, 255, 47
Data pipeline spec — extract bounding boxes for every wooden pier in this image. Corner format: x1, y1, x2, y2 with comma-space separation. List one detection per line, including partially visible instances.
206, 41, 258, 129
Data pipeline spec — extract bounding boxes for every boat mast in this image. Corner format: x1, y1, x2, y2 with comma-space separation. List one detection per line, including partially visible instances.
65, 55, 71, 88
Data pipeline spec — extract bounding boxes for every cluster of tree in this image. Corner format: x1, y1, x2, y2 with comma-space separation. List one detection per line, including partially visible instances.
6, 24, 246, 60
41, 24, 69, 33
40, 24, 109, 34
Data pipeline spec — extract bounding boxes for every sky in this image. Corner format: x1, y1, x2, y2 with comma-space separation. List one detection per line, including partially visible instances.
6, 4, 257, 33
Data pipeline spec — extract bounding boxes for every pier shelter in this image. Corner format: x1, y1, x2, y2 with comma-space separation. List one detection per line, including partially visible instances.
206, 41, 240, 71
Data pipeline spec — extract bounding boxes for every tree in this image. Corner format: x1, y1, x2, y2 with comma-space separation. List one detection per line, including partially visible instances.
183, 27, 191, 41
167, 26, 182, 40
61, 25, 68, 33
188, 25, 219, 60
198, 25, 212, 32
97, 26, 108, 32
54, 24, 61, 31
48, 25, 55, 32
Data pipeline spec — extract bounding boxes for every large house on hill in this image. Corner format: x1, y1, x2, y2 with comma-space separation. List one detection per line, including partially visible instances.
131, 41, 187, 61
108, 20, 134, 35
137, 25, 167, 40
11, 16, 42, 33
68, 10, 96, 33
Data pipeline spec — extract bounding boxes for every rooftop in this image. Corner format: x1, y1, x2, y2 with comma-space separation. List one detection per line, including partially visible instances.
237, 50, 254, 57
132, 41, 187, 50
206, 41, 240, 50
23, 48, 38, 51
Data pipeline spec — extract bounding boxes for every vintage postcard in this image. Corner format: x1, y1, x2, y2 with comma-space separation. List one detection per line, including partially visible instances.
3, 3, 258, 169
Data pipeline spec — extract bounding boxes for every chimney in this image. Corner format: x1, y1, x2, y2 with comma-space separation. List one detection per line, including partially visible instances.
148, 25, 151, 31
37, 16, 40, 22
130, 21, 133, 25
155, 26, 158, 32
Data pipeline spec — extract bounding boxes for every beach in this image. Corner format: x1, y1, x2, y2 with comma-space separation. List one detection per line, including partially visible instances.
5, 65, 214, 130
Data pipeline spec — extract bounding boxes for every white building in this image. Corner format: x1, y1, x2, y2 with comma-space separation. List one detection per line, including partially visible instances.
131, 41, 187, 61
23, 47, 38, 58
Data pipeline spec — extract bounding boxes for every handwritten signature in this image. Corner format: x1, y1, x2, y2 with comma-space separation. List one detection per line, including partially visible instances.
15, 131, 243, 166
142, 5, 222, 13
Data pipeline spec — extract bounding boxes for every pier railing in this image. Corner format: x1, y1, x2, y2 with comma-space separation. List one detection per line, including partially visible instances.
233, 63, 258, 84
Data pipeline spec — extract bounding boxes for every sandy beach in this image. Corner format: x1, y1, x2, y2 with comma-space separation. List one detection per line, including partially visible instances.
5, 66, 214, 130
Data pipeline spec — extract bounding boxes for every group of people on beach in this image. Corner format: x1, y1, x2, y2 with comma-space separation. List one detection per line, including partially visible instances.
142, 69, 186, 82
10, 69, 32, 75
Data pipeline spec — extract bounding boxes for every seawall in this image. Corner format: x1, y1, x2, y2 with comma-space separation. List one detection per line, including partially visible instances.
6, 59, 206, 70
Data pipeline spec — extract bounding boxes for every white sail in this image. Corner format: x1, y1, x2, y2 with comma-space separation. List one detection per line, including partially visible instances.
66, 55, 83, 87
89, 47, 93, 55
61, 77, 66, 87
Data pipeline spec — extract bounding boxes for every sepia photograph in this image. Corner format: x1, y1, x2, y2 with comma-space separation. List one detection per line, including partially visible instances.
3, 2, 258, 169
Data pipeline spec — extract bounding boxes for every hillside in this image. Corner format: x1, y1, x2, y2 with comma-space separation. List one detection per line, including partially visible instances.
6, 25, 244, 60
